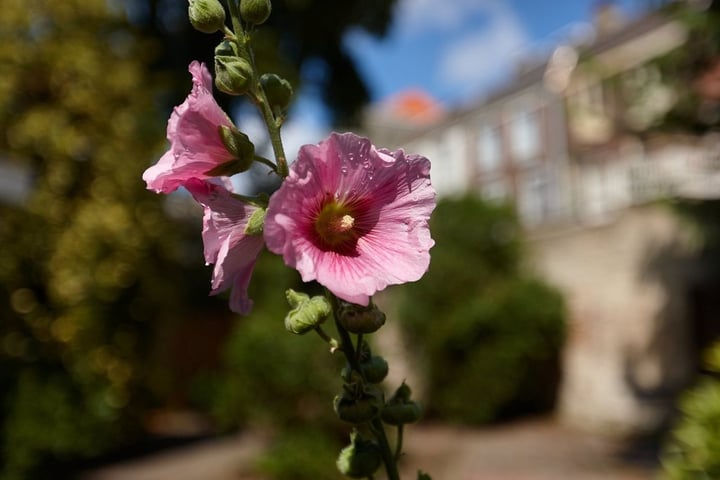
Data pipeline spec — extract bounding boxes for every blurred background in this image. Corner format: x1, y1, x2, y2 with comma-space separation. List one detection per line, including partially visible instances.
3, 0, 720, 479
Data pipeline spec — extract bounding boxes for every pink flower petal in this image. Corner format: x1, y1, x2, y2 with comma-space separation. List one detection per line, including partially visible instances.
264, 132, 436, 304
143, 61, 235, 194
185, 179, 264, 315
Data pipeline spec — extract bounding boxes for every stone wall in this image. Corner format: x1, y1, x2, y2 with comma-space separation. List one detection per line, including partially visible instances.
529, 205, 698, 435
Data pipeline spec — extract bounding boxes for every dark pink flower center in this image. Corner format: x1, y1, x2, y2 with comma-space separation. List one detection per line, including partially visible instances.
314, 200, 359, 251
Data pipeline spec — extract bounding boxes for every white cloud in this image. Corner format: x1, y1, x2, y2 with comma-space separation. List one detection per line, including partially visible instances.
436, 2, 529, 94
396, 0, 499, 34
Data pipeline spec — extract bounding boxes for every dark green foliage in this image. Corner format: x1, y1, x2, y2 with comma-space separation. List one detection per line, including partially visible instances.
662, 342, 720, 479
661, 200, 720, 478
646, 1, 720, 133
191, 254, 343, 431
189, 253, 346, 480
0, 1, 219, 477
255, 428, 344, 480
398, 195, 566, 424
129, 0, 397, 126
0, 0, 398, 477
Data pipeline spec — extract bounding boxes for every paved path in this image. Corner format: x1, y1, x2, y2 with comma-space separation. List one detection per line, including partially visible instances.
399, 419, 658, 480
84, 419, 659, 480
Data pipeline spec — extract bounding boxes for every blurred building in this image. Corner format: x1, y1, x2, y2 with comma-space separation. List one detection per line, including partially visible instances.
363, 2, 720, 435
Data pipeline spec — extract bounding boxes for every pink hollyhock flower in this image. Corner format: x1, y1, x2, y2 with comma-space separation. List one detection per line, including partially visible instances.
143, 61, 235, 194
264, 132, 435, 305
184, 178, 265, 315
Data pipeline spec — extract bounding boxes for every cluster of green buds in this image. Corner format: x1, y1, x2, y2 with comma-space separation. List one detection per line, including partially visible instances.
282, 289, 426, 479
189, 0, 293, 105
336, 429, 383, 479
335, 354, 421, 427
334, 303, 423, 478
189, 0, 293, 178
189, 0, 270, 33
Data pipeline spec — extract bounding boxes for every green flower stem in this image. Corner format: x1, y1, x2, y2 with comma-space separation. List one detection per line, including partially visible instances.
370, 417, 401, 480
314, 325, 340, 352
328, 291, 400, 480
355, 333, 365, 364
253, 154, 279, 173
333, 308, 362, 374
225, 0, 289, 178
229, 192, 268, 208
256, 91, 289, 177
394, 425, 404, 460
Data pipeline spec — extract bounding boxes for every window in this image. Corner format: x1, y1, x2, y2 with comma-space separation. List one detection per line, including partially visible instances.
430, 126, 468, 196
477, 124, 502, 172
517, 167, 551, 225
481, 178, 508, 202
509, 109, 540, 163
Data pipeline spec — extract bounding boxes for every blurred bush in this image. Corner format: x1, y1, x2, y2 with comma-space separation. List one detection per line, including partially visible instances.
191, 254, 343, 432
662, 341, 720, 479
0, 0, 401, 477
189, 253, 346, 479
661, 199, 720, 479
254, 427, 344, 480
398, 195, 566, 424
0, 1, 218, 478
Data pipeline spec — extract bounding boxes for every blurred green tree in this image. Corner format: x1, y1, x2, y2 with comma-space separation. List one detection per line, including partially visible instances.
124, 0, 396, 126
648, 1, 720, 133
662, 341, 720, 479
0, 0, 398, 478
397, 196, 566, 424
0, 1, 219, 478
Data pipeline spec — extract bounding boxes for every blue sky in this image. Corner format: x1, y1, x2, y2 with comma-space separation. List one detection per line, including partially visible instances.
254, 0, 652, 165
343, 0, 647, 106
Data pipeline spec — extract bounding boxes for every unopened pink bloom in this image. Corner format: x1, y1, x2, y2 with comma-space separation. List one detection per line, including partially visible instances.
143, 61, 235, 194
184, 178, 264, 315
264, 132, 435, 305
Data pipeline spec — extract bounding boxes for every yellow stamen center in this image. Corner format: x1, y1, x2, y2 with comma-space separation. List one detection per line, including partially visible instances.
315, 201, 358, 249
338, 214, 355, 232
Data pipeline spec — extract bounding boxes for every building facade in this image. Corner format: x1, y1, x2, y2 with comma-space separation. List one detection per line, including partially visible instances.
364, 3, 720, 434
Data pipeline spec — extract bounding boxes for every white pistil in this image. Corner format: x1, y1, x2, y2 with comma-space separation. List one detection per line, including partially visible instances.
338, 214, 355, 232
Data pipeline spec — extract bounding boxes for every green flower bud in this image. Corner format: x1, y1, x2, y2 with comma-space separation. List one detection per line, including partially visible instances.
361, 355, 389, 384
284, 289, 331, 335
240, 0, 272, 25
188, 0, 226, 34
204, 126, 255, 177
336, 430, 382, 479
337, 301, 386, 334
260, 73, 293, 111
381, 400, 423, 425
343, 355, 388, 384
215, 39, 239, 58
417, 471, 433, 480
333, 385, 383, 424
244, 207, 266, 236
381, 382, 423, 425
390, 381, 413, 402
222, 124, 254, 161
214, 56, 253, 95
